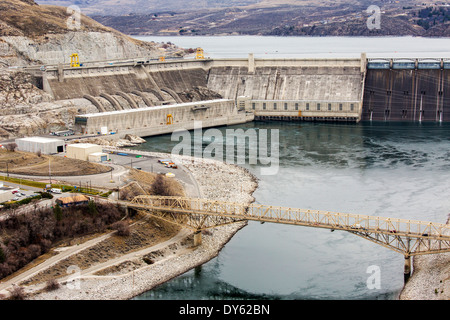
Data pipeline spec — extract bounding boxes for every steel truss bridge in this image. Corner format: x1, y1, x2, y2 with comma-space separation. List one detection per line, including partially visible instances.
126, 195, 450, 276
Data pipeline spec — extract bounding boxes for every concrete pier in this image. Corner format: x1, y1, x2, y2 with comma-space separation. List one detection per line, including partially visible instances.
404, 255, 412, 282
193, 231, 202, 246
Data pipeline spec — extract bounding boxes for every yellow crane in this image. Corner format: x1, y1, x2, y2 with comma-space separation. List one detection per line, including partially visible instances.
195, 48, 205, 60
70, 53, 80, 67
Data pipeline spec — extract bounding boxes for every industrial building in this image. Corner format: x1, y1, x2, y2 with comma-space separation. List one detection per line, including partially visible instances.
15, 137, 65, 155
55, 194, 89, 207
88, 152, 109, 162
66, 143, 102, 161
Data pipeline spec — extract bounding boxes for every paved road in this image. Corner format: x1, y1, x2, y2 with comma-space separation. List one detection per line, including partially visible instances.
105, 149, 201, 198
0, 163, 129, 191
0, 231, 115, 295
0, 225, 191, 296
0, 148, 201, 296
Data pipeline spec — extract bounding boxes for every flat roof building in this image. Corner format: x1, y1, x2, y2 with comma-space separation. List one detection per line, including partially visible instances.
15, 137, 65, 155
66, 143, 102, 161
88, 152, 109, 162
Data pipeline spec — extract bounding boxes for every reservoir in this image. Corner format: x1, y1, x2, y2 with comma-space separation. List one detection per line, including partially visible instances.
132, 36, 450, 300
132, 121, 450, 300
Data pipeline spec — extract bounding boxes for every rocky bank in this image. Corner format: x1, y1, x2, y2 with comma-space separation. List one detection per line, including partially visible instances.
0, 0, 185, 139
27, 152, 258, 300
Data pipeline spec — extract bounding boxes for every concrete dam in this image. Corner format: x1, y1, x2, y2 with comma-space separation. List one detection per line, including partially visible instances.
27, 54, 450, 138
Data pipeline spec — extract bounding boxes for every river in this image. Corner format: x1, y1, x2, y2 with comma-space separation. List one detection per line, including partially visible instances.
130, 36, 450, 300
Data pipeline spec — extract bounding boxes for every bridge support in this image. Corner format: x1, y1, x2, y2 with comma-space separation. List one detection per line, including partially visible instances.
193, 230, 202, 246
404, 255, 411, 282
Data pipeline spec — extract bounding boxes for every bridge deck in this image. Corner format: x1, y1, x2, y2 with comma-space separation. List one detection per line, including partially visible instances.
126, 196, 450, 257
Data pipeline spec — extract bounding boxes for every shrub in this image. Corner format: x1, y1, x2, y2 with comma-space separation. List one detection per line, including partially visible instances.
8, 286, 25, 300
0, 202, 126, 280
40, 192, 53, 199
112, 221, 130, 237
4, 143, 17, 152
44, 279, 60, 292
88, 200, 98, 216
151, 174, 171, 196
0, 246, 5, 263
53, 204, 63, 221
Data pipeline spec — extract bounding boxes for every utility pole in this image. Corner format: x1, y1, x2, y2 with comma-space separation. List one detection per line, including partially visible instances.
49, 158, 52, 184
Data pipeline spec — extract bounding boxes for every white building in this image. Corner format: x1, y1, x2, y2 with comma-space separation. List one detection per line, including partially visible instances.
15, 137, 65, 154
66, 143, 102, 161
88, 152, 109, 162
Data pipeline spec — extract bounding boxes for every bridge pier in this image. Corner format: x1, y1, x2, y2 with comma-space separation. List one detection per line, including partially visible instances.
404, 255, 411, 282
194, 230, 202, 246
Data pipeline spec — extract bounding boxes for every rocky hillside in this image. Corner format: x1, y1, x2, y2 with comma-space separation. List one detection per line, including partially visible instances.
0, 0, 188, 139
0, 0, 181, 66
0, 69, 97, 138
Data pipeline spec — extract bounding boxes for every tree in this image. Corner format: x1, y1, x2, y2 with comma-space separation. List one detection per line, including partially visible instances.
4, 143, 17, 152
151, 174, 171, 196
88, 200, 98, 216
112, 221, 130, 237
53, 204, 63, 221
0, 246, 5, 264
8, 285, 25, 300
44, 279, 60, 292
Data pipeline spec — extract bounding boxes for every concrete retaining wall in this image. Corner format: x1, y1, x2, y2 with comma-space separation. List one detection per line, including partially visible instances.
74, 99, 253, 138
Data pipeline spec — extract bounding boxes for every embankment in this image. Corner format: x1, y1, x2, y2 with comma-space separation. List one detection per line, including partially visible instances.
28, 151, 258, 300
399, 216, 450, 300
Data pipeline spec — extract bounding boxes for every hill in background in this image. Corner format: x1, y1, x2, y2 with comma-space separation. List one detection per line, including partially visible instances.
34, 0, 450, 37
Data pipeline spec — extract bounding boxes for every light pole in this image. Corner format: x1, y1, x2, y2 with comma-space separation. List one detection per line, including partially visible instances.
48, 158, 52, 184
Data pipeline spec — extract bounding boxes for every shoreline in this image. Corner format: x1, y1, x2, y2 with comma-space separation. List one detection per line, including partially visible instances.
27, 150, 259, 300
399, 216, 450, 300
7, 145, 448, 300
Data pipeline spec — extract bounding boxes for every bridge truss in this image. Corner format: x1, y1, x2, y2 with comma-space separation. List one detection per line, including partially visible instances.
128, 195, 450, 273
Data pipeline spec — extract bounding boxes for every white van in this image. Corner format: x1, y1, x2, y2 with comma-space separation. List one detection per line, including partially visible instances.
50, 188, 62, 194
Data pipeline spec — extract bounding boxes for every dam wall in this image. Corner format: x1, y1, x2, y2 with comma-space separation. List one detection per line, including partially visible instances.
206, 56, 366, 122
32, 56, 366, 123
362, 66, 450, 122
74, 99, 253, 138
25, 55, 450, 139
39, 61, 208, 102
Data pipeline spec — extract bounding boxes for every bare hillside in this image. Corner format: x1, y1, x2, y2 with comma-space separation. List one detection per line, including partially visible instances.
0, 0, 181, 66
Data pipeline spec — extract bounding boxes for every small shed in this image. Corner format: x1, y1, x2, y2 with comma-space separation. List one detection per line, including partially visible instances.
88, 152, 109, 162
66, 143, 102, 161
15, 137, 65, 155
